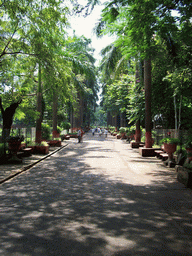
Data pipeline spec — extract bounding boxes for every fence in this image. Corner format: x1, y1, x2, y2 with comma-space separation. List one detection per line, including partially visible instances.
153, 129, 189, 146
0, 128, 36, 158
1, 128, 36, 142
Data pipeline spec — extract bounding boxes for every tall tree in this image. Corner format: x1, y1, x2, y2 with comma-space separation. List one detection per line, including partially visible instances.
95, 0, 192, 144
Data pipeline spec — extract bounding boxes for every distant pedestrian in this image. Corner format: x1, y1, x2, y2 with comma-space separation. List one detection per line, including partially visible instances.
92, 128, 95, 136
104, 129, 108, 138
77, 129, 82, 143
98, 128, 102, 136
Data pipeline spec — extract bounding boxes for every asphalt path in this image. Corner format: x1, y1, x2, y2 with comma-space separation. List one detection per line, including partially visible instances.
1, 132, 192, 256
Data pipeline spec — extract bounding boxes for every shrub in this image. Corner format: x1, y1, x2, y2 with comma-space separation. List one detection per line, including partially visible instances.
41, 123, 51, 140
108, 126, 116, 133
53, 137, 61, 141
119, 127, 126, 134
6, 135, 24, 142
160, 137, 180, 145
185, 133, 192, 148
39, 141, 49, 146
57, 126, 63, 134
61, 121, 71, 130
27, 141, 37, 147
126, 126, 135, 136
183, 162, 192, 171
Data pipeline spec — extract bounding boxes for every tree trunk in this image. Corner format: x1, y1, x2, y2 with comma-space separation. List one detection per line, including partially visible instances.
36, 63, 42, 143
135, 119, 141, 143
52, 90, 59, 138
0, 97, 22, 142
135, 61, 141, 143
144, 59, 153, 148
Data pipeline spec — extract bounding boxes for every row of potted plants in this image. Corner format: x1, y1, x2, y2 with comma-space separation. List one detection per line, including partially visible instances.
157, 136, 192, 188
108, 126, 136, 140
160, 137, 192, 161
7, 135, 63, 156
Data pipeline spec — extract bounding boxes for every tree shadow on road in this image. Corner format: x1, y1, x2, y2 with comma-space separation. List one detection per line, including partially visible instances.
1, 136, 192, 256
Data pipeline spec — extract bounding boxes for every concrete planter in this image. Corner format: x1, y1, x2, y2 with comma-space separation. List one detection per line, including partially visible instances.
186, 148, 192, 162
35, 145, 49, 154
120, 133, 127, 139
177, 167, 192, 188
28, 146, 36, 154
48, 140, 61, 147
68, 134, 78, 138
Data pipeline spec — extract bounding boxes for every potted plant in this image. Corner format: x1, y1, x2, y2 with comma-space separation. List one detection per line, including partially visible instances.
6, 135, 24, 162
126, 127, 135, 141
119, 127, 127, 139
48, 137, 62, 147
62, 121, 71, 133
36, 141, 49, 154
160, 137, 180, 167
116, 133, 121, 139
108, 126, 116, 135
41, 123, 51, 141
7, 135, 24, 152
27, 141, 37, 153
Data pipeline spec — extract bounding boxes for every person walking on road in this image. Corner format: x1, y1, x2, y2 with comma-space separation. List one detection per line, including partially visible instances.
104, 129, 108, 138
92, 128, 95, 136
77, 128, 82, 143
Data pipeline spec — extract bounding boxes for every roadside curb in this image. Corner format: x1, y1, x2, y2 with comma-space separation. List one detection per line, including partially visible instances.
0, 143, 69, 185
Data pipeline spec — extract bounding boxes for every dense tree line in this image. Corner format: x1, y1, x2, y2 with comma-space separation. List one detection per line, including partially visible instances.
97, 0, 192, 134
0, 0, 98, 141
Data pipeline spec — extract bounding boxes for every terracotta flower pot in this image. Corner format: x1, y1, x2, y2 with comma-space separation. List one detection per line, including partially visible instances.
8, 141, 22, 163
164, 143, 177, 160
8, 141, 22, 154
121, 133, 127, 139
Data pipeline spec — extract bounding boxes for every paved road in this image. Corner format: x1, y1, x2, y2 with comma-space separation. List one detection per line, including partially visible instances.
1, 132, 192, 256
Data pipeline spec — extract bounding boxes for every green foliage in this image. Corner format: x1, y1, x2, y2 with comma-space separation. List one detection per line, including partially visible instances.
53, 138, 61, 141
119, 127, 126, 134
39, 141, 49, 147
6, 135, 24, 142
61, 121, 71, 130
0, 0, 98, 136
160, 137, 180, 145
41, 123, 51, 140
185, 131, 192, 148
56, 126, 63, 134
93, 106, 107, 127
27, 141, 37, 147
125, 126, 135, 136
98, 0, 192, 130
183, 163, 192, 172
108, 125, 116, 133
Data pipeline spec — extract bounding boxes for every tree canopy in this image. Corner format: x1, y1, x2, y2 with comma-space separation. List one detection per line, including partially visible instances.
0, 0, 99, 139
97, 0, 192, 130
